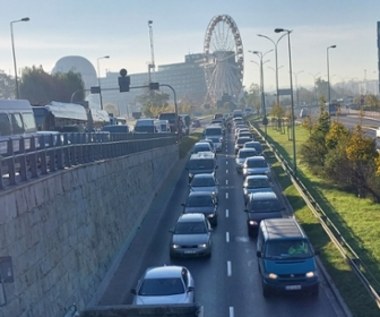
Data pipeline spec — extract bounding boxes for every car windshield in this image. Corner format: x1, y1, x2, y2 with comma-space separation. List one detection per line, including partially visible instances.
238, 150, 257, 159
174, 221, 208, 234
193, 144, 211, 153
139, 277, 184, 296
187, 195, 214, 207
246, 159, 267, 168
251, 199, 281, 212
245, 178, 270, 189
265, 240, 312, 259
237, 138, 250, 145
191, 177, 215, 187
205, 128, 222, 136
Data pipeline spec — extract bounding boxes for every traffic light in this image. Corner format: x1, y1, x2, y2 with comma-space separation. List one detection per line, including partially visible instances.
118, 68, 130, 92
149, 82, 159, 90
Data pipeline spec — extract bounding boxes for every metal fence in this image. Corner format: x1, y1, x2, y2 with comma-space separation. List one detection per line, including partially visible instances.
250, 122, 380, 310
0, 132, 177, 191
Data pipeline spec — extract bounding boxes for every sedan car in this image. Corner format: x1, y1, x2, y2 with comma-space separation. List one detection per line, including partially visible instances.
235, 147, 258, 173
244, 191, 285, 236
243, 175, 273, 205
243, 141, 263, 155
170, 213, 212, 258
131, 265, 195, 305
242, 156, 271, 179
191, 141, 213, 154
189, 173, 218, 197
234, 136, 252, 154
182, 191, 218, 226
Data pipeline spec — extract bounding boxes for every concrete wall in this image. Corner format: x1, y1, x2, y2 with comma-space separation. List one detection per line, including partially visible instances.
0, 145, 178, 317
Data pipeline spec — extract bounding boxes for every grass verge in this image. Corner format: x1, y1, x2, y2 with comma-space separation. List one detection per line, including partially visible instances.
256, 122, 380, 317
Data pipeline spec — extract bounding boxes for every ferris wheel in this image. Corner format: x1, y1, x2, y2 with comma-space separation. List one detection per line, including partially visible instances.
203, 15, 244, 106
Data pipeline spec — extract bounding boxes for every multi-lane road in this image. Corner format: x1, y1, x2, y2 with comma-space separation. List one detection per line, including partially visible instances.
97, 126, 349, 317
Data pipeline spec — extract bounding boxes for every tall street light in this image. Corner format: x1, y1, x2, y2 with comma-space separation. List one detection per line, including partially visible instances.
10, 17, 30, 99
327, 45, 337, 106
249, 49, 273, 138
97, 55, 110, 110
257, 33, 287, 106
275, 28, 297, 174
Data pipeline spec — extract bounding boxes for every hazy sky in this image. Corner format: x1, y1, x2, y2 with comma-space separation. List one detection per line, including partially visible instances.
1, 0, 379, 91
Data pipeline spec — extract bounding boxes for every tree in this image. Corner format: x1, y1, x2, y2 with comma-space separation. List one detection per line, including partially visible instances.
136, 89, 170, 118
0, 70, 15, 99
19, 66, 84, 105
245, 83, 261, 114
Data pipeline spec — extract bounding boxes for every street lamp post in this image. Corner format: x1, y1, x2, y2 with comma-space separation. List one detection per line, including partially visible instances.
10, 17, 30, 99
249, 49, 273, 138
257, 33, 287, 106
327, 45, 337, 106
275, 28, 297, 174
97, 55, 110, 110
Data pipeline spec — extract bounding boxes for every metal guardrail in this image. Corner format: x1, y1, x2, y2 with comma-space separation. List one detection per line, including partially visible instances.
0, 132, 177, 191
250, 123, 380, 310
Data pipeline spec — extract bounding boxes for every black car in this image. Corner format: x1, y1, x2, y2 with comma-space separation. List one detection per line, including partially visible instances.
182, 191, 218, 226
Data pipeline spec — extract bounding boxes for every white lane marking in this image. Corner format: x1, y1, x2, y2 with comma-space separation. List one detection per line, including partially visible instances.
225, 192, 229, 199
225, 209, 229, 218
227, 261, 232, 276
225, 179, 229, 185
226, 232, 230, 243
226, 160, 228, 165
229, 306, 234, 317
226, 169, 229, 174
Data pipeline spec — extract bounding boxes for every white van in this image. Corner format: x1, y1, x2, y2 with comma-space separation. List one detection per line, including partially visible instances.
0, 99, 38, 155
156, 119, 171, 133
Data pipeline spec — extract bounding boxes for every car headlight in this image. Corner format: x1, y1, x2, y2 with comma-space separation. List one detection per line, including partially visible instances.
198, 243, 208, 248
172, 244, 180, 249
248, 220, 258, 226
207, 213, 215, 218
306, 271, 317, 278
267, 273, 278, 280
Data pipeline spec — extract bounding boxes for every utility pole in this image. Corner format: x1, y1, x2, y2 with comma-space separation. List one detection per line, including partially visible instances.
148, 20, 155, 83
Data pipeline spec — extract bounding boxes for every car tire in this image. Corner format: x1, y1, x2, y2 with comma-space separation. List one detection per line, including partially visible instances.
262, 284, 271, 298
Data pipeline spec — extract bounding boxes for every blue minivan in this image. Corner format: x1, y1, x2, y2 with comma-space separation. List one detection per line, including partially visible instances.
256, 218, 319, 297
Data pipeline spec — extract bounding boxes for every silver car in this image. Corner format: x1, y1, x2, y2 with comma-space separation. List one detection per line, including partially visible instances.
131, 265, 195, 305
235, 148, 258, 173
170, 213, 212, 258
189, 173, 218, 197
242, 156, 271, 179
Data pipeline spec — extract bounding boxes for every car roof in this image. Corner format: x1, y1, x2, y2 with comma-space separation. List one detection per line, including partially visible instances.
192, 173, 215, 179
238, 148, 257, 153
178, 213, 206, 222
250, 191, 277, 200
144, 265, 186, 279
189, 152, 215, 159
261, 218, 306, 240
245, 156, 266, 161
245, 141, 261, 145
244, 174, 269, 181
188, 191, 215, 198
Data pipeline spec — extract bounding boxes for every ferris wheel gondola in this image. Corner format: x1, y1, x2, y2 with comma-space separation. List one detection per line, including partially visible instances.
203, 15, 244, 106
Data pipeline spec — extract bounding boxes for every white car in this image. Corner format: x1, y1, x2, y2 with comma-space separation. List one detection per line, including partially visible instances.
376, 127, 380, 138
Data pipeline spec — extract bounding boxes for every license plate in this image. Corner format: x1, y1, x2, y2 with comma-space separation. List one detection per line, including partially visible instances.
285, 285, 301, 291
184, 250, 196, 254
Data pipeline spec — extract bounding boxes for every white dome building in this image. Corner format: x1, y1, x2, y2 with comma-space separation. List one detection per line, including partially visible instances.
52, 55, 98, 90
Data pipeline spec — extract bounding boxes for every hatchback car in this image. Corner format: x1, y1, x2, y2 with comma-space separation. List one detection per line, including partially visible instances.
182, 191, 218, 226
191, 142, 213, 154
243, 175, 273, 205
170, 213, 212, 258
235, 148, 258, 173
243, 141, 263, 155
189, 173, 218, 197
244, 191, 285, 236
131, 265, 195, 305
234, 136, 252, 154
242, 156, 271, 178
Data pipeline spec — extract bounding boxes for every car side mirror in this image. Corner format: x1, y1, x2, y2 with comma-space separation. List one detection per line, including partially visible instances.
169, 228, 174, 233
181, 203, 185, 207
188, 286, 195, 292
256, 251, 262, 258
131, 288, 137, 295
244, 209, 249, 213
314, 249, 320, 256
